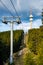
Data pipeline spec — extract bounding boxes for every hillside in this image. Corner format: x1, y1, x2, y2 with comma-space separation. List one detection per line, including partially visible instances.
14, 26, 43, 65
28, 26, 43, 54
25, 26, 43, 65
0, 26, 43, 65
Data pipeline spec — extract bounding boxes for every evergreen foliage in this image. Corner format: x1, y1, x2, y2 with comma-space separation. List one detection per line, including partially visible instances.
24, 27, 43, 65
0, 30, 24, 64
28, 27, 43, 55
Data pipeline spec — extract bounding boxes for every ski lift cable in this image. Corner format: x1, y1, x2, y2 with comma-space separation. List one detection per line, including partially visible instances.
0, 0, 14, 17
9, 0, 21, 20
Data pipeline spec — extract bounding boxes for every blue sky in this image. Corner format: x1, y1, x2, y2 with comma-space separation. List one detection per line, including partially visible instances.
0, 0, 43, 32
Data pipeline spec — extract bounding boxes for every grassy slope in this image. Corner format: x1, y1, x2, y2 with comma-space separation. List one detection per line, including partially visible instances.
14, 26, 43, 65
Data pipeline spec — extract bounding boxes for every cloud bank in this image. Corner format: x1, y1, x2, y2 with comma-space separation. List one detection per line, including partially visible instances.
0, 0, 43, 16
0, 0, 42, 32
0, 19, 42, 33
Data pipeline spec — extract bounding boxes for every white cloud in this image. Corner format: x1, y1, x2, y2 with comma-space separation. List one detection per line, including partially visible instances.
16, 0, 21, 11
0, 0, 43, 15
32, 19, 42, 28
0, 19, 42, 32
16, 0, 43, 14
0, 23, 10, 32
0, 0, 43, 33
13, 19, 42, 33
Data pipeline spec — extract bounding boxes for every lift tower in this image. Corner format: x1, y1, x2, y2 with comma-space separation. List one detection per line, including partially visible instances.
2, 16, 21, 64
